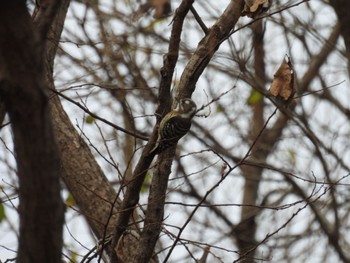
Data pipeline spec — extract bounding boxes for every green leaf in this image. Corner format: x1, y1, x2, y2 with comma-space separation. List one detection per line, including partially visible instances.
247, 90, 263, 106
141, 171, 152, 193
287, 149, 296, 165
65, 193, 76, 207
216, 105, 225, 113
85, 115, 95, 124
0, 203, 6, 223
70, 250, 78, 263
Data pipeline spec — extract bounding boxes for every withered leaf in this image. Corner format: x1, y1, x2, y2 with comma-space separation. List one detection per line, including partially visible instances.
242, 0, 271, 18
268, 55, 296, 102
134, 0, 171, 20
151, 0, 171, 18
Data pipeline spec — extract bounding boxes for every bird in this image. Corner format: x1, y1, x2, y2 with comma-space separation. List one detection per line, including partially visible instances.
150, 98, 197, 154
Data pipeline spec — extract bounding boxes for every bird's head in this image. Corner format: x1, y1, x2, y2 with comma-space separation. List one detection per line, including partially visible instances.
174, 98, 197, 119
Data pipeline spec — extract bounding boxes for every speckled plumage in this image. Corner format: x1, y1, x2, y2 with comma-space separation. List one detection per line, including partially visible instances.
151, 98, 197, 154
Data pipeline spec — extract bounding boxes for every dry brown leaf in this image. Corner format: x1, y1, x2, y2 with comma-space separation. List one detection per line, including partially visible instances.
242, 0, 271, 18
151, 0, 171, 18
268, 55, 296, 102
134, 0, 171, 20
250, 0, 269, 12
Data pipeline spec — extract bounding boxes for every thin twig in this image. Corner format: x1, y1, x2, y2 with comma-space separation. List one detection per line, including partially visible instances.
190, 6, 208, 34
50, 88, 149, 141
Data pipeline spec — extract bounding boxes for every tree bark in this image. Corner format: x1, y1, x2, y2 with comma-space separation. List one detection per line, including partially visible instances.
40, 0, 121, 242
0, 1, 64, 262
329, 0, 350, 76
234, 20, 266, 262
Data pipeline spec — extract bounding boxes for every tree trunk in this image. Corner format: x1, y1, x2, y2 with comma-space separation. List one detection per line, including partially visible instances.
0, 1, 64, 262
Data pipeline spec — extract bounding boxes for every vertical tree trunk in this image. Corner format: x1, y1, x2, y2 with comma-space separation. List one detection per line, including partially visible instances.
235, 20, 266, 262
329, 0, 350, 76
0, 2, 64, 262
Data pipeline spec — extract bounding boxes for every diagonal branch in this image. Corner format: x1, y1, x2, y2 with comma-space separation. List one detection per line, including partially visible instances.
110, 1, 195, 261
142, 1, 244, 262
51, 88, 149, 141
176, 0, 244, 99
37, 0, 124, 252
